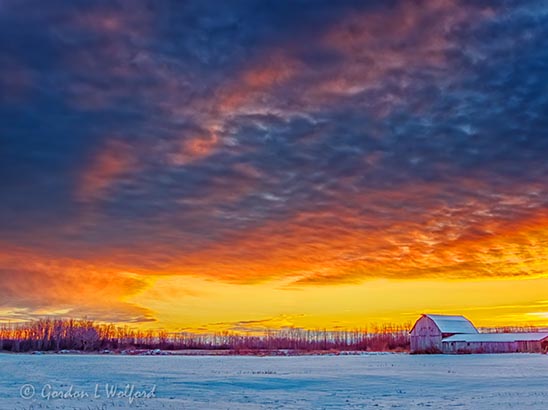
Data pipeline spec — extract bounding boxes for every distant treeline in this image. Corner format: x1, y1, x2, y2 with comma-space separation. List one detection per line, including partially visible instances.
0, 318, 411, 353
2, 319, 541, 354
479, 326, 544, 333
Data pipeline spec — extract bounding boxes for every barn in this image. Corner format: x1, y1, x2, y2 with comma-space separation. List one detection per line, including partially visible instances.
442, 332, 548, 354
410, 314, 478, 353
410, 314, 548, 354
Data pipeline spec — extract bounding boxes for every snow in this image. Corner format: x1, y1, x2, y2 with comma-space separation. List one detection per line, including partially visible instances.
0, 353, 547, 409
424, 314, 479, 334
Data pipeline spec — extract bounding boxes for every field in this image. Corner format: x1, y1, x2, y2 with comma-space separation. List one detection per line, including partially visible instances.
0, 353, 546, 409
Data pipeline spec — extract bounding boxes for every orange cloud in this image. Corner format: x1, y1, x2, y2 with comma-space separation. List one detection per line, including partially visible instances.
202, 0, 495, 123
77, 139, 139, 202
0, 243, 154, 323
168, 132, 221, 166
215, 51, 302, 116
160, 51, 302, 167
289, 0, 494, 117
241, 52, 298, 88
101, 177, 542, 287
3, 177, 545, 327
69, 3, 151, 36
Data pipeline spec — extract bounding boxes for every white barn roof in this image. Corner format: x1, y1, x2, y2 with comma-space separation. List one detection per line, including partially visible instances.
442, 332, 548, 343
424, 314, 479, 334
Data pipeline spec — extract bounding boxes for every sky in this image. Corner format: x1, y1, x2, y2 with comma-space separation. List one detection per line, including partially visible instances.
1, 0, 547, 331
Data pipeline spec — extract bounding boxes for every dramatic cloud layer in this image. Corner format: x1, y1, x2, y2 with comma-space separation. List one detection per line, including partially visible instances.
0, 0, 547, 326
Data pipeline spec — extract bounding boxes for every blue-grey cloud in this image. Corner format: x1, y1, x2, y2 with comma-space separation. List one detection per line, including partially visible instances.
0, 0, 547, 293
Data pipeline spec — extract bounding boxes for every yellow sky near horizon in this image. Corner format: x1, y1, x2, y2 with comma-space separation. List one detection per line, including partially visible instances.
128, 276, 548, 332
1, 271, 547, 332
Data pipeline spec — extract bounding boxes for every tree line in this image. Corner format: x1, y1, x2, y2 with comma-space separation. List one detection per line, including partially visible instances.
0, 318, 411, 353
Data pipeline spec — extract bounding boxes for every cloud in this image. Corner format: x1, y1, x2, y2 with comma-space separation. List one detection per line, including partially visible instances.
76, 139, 140, 202
0, 0, 547, 321
0, 55, 32, 104
0, 244, 155, 323
203, 314, 305, 333
167, 132, 222, 166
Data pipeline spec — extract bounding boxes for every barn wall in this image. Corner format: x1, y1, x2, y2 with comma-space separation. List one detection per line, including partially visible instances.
516, 341, 543, 353
442, 340, 544, 354
410, 316, 442, 353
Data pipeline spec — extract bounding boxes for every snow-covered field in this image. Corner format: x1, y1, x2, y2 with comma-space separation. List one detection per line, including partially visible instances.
0, 353, 546, 409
